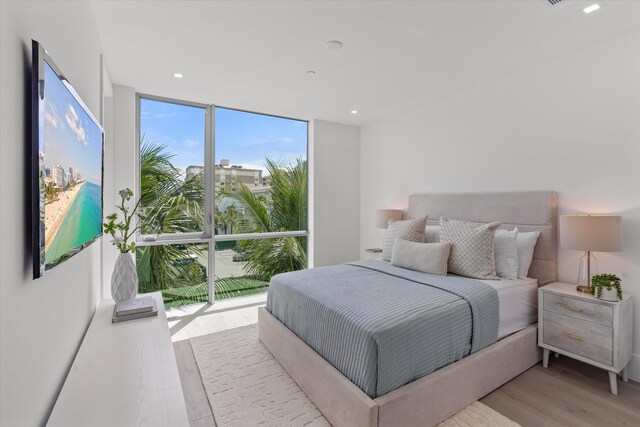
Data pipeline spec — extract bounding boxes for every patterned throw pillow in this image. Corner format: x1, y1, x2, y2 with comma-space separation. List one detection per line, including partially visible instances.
382, 217, 427, 262
439, 217, 502, 279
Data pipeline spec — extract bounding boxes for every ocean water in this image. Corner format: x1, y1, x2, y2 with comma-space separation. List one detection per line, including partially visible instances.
46, 182, 102, 266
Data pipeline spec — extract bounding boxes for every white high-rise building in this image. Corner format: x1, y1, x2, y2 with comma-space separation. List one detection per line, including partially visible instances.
51, 165, 65, 188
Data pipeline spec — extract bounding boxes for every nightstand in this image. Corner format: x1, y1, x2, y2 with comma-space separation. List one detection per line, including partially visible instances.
538, 282, 633, 395
363, 248, 383, 260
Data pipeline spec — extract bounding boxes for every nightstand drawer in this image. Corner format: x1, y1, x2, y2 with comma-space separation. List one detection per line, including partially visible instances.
543, 293, 612, 326
543, 311, 613, 366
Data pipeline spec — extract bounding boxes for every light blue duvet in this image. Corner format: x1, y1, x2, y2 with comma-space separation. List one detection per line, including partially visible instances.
266, 260, 499, 398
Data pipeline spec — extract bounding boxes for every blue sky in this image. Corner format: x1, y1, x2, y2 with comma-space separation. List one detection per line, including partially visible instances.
43, 62, 103, 184
140, 99, 307, 175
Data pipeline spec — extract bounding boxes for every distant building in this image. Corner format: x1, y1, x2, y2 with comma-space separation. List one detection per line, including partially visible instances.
68, 166, 75, 183
51, 165, 65, 188
187, 160, 265, 192
186, 165, 204, 181
216, 160, 262, 191
250, 185, 271, 196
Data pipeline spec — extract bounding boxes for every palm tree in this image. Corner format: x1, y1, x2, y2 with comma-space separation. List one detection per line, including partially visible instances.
44, 181, 58, 202
136, 139, 207, 298
224, 158, 307, 280
223, 204, 238, 234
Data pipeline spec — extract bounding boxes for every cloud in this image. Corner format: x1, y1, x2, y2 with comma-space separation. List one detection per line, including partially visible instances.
44, 103, 64, 129
44, 110, 58, 128
65, 104, 87, 145
150, 112, 181, 119
182, 138, 200, 148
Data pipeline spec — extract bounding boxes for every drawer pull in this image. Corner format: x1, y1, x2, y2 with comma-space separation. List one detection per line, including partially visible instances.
563, 305, 584, 313
564, 332, 584, 341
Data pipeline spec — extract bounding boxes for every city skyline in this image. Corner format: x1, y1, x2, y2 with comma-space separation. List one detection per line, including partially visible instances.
45, 161, 84, 188
43, 62, 103, 185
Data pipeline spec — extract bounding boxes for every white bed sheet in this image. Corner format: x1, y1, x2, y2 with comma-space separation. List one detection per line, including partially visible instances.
480, 277, 538, 340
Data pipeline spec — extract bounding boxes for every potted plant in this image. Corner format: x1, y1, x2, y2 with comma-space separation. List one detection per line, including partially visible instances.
104, 188, 146, 302
591, 273, 623, 302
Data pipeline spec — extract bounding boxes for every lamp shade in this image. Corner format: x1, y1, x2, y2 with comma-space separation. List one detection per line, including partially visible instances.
560, 215, 623, 252
375, 209, 402, 228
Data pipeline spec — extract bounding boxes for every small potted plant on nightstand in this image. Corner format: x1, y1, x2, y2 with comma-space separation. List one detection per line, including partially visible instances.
591, 273, 623, 302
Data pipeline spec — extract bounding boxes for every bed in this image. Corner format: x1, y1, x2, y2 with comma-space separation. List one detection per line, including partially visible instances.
258, 191, 557, 426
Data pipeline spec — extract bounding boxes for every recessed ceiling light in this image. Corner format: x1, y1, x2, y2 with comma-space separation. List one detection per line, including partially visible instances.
326, 40, 343, 50
306, 70, 316, 76
583, 4, 600, 13
174, 73, 183, 78
350, 110, 358, 114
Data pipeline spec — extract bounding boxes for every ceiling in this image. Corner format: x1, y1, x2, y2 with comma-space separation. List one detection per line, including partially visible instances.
91, 0, 640, 126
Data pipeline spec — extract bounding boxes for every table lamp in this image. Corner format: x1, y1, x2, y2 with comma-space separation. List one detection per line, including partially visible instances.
375, 209, 402, 229
560, 215, 623, 293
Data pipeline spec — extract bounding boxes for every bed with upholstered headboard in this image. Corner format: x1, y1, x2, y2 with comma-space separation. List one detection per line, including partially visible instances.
258, 191, 557, 427
408, 191, 557, 285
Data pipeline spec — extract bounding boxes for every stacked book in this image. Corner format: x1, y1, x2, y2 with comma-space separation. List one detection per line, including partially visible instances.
112, 296, 158, 323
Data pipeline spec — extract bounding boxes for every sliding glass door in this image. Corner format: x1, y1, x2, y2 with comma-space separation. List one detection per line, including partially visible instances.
135, 95, 308, 307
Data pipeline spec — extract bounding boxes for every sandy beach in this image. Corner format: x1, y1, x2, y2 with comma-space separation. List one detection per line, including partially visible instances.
45, 181, 85, 249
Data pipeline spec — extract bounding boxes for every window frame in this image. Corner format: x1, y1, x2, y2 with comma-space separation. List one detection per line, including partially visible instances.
134, 94, 310, 304
135, 93, 213, 242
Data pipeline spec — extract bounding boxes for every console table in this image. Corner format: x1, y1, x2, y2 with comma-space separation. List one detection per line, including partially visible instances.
47, 292, 189, 427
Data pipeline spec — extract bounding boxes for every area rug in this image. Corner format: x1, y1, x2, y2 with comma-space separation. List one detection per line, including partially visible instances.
190, 324, 520, 426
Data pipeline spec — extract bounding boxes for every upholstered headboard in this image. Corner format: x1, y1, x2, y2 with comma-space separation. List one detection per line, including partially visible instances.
407, 191, 557, 285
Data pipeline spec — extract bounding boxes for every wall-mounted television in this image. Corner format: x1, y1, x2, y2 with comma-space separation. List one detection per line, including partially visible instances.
32, 40, 104, 279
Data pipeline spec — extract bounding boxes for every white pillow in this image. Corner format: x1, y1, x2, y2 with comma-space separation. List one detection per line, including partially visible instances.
494, 229, 519, 279
515, 228, 541, 278
424, 225, 441, 243
391, 239, 451, 275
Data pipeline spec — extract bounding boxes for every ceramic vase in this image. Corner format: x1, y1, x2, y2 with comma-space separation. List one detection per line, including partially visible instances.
598, 285, 618, 302
111, 252, 138, 302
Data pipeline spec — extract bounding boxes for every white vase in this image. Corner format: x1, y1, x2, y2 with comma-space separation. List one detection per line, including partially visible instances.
598, 286, 618, 302
111, 252, 138, 302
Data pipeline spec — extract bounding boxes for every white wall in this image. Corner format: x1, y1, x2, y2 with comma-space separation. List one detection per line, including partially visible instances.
313, 120, 361, 266
360, 31, 640, 379
102, 96, 115, 295
0, 2, 106, 426
101, 84, 137, 297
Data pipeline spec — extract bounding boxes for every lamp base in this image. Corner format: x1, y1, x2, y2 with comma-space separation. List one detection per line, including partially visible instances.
576, 285, 592, 294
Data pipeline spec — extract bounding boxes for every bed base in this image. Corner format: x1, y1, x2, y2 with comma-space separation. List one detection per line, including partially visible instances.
258, 307, 541, 427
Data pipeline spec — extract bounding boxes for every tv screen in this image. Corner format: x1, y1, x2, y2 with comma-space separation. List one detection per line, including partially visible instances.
32, 40, 104, 278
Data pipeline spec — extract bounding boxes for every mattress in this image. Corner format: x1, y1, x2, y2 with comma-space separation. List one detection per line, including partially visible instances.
479, 277, 538, 339
266, 260, 499, 398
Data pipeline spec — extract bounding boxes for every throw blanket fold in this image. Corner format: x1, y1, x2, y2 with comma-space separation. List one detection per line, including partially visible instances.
266, 260, 499, 398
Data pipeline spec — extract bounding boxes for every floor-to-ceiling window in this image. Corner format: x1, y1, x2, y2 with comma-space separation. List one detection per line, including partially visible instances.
135, 95, 308, 307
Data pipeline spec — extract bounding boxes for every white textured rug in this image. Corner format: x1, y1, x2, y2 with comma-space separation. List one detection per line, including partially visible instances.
190, 324, 520, 427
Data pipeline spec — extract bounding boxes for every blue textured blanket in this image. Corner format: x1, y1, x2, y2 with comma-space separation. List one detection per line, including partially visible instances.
266, 260, 499, 398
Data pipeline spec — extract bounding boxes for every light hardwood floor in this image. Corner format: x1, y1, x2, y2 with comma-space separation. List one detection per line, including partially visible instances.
170, 299, 640, 427
481, 356, 640, 427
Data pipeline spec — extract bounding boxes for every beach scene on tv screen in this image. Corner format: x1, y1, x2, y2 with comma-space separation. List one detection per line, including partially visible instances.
42, 62, 102, 267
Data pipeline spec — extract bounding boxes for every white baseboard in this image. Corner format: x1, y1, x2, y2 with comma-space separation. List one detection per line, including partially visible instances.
627, 354, 640, 382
